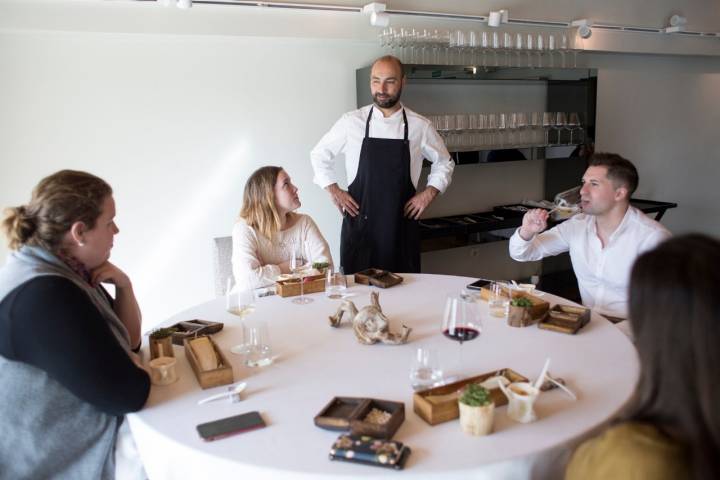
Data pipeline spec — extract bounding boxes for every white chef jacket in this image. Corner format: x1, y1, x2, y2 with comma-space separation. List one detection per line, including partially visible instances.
310, 103, 454, 193
508, 206, 671, 317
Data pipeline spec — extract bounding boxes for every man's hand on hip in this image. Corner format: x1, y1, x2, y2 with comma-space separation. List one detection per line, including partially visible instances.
519, 208, 549, 241
325, 183, 359, 217
404, 187, 439, 220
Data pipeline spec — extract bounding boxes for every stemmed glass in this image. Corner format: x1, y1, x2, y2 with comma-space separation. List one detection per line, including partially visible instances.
568, 112, 584, 145
290, 240, 313, 305
441, 294, 481, 367
225, 281, 258, 355
556, 112, 570, 145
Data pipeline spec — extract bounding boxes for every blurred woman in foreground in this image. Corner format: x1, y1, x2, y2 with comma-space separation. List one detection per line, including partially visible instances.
566, 234, 720, 480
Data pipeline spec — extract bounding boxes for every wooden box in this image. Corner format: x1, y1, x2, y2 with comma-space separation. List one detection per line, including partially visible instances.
538, 304, 591, 334
183, 336, 234, 389
314, 397, 405, 439
413, 368, 527, 426
479, 286, 550, 320
276, 274, 325, 297
168, 319, 224, 346
354, 269, 403, 288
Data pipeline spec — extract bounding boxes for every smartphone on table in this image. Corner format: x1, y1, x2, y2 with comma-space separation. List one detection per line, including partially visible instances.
196, 411, 266, 441
466, 279, 491, 290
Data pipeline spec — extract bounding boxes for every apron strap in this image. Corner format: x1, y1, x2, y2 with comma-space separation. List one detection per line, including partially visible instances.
364, 106, 409, 140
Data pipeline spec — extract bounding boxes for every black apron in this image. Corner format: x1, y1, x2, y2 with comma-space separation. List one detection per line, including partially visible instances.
340, 107, 420, 274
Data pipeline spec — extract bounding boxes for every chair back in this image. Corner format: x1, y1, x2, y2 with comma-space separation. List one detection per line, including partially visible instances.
212, 236, 233, 297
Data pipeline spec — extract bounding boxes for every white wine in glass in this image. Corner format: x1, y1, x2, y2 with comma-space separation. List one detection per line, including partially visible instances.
290, 240, 313, 305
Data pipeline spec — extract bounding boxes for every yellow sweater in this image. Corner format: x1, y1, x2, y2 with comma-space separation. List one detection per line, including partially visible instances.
566, 422, 689, 480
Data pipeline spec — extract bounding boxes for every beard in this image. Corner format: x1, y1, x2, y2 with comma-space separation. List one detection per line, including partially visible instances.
373, 87, 402, 109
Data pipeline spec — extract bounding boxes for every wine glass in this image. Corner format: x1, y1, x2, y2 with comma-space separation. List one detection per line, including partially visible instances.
225, 281, 258, 355
290, 240, 313, 305
326, 266, 348, 299
441, 294, 482, 368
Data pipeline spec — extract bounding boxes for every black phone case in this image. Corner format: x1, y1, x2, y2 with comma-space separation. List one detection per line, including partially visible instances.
467, 279, 491, 290
329, 434, 411, 470
196, 411, 265, 441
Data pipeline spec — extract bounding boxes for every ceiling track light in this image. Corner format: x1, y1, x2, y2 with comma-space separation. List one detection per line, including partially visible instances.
157, 0, 192, 8
664, 14, 687, 34
363, 2, 389, 28
571, 19, 593, 39
487, 9, 508, 28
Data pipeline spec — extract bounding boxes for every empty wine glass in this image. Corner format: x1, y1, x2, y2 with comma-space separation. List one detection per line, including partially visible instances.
543, 111, 557, 146
568, 112, 584, 145
290, 240, 313, 305
526, 34, 534, 68
556, 112, 570, 145
516, 112, 528, 146
536, 33, 544, 67
326, 267, 348, 299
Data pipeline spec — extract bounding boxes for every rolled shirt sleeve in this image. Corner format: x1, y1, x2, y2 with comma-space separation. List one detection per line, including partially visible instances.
421, 121, 454, 194
509, 224, 571, 262
311, 115, 348, 189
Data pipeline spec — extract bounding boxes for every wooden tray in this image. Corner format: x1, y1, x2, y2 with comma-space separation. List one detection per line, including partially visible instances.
479, 287, 550, 320
413, 368, 527, 426
276, 274, 325, 297
354, 269, 403, 288
183, 336, 234, 389
350, 399, 405, 439
538, 304, 591, 334
168, 319, 224, 346
314, 397, 405, 439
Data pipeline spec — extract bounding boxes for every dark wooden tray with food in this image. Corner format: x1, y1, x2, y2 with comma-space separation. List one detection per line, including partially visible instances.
354, 269, 403, 288
314, 397, 405, 439
168, 319, 224, 346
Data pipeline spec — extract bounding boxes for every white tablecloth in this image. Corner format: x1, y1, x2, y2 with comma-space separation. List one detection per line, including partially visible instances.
128, 274, 639, 479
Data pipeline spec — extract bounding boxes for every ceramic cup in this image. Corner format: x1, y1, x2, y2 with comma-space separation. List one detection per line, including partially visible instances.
149, 356, 178, 386
501, 381, 540, 423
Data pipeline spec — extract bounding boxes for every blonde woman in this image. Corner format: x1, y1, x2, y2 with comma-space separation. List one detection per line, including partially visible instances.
232, 166, 332, 290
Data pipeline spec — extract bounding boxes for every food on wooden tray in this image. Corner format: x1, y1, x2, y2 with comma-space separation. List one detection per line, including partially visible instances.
363, 408, 392, 425
189, 337, 219, 371
480, 375, 511, 390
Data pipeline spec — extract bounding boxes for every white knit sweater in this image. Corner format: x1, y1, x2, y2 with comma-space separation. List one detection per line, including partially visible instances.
231, 213, 332, 290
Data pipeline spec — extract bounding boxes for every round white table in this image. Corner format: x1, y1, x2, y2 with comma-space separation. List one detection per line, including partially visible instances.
128, 274, 639, 479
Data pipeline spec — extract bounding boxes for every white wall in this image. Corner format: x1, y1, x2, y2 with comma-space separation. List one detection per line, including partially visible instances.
1, 1, 719, 328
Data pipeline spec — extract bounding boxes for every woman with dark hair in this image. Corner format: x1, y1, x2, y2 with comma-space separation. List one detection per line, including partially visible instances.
0, 170, 150, 479
232, 166, 332, 290
566, 234, 720, 479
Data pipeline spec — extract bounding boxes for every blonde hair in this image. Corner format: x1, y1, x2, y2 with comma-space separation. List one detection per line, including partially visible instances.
239, 166, 284, 240
2, 170, 112, 252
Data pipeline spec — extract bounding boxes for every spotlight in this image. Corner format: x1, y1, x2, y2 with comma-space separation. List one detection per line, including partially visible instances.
664, 14, 687, 33
571, 19, 593, 39
363, 2, 389, 27
488, 10, 508, 28
370, 12, 390, 27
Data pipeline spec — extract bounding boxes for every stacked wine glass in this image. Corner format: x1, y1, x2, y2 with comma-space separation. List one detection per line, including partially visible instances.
426, 112, 585, 151
378, 27, 582, 68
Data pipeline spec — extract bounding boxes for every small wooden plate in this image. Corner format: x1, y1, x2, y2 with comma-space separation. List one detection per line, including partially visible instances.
315, 397, 405, 439
538, 305, 591, 334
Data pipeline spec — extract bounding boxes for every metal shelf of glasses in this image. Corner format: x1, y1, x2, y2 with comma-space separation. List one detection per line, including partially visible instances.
404, 65, 596, 83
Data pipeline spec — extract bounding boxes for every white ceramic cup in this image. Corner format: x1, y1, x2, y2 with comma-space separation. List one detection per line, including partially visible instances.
149, 356, 178, 386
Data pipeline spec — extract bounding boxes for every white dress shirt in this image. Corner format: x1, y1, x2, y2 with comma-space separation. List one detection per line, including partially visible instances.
231, 213, 332, 290
310, 103, 454, 193
509, 206, 671, 317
